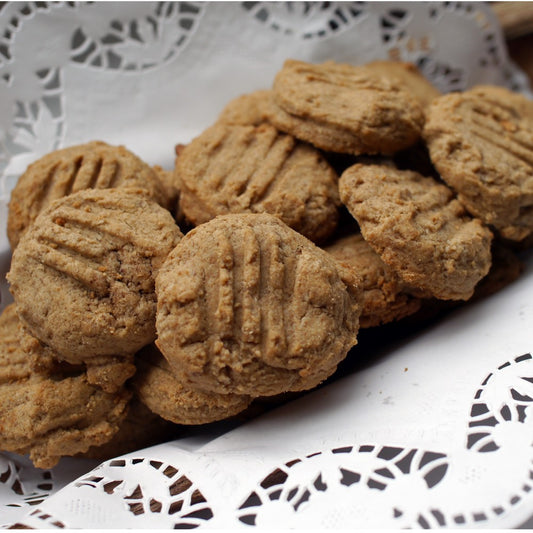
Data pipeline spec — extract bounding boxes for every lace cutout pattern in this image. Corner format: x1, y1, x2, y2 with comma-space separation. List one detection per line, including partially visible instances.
0, 454, 55, 527
69, 457, 213, 528
237, 445, 449, 528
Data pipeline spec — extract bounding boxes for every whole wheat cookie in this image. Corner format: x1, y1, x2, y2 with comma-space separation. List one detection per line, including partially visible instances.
363, 60, 441, 108
81, 399, 178, 461
7, 140, 171, 249
216, 89, 272, 126
339, 164, 493, 300
469, 85, 533, 122
8, 188, 182, 391
266, 59, 424, 155
0, 304, 131, 469
152, 164, 180, 216
19, 324, 135, 394
469, 239, 524, 302
156, 213, 361, 396
324, 232, 422, 328
133, 343, 252, 424
423, 87, 533, 241
0, 304, 31, 383
176, 123, 340, 243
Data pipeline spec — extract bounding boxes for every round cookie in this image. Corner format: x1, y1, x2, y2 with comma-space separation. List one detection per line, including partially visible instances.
156, 213, 361, 396
19, 324, 136, 394
133, 343, 252, 424
8, 188, 183, 390
324, 232, 422, 328
0, 304, 131, 469
469, 85, 533, 122
176, 123, 340, 243
266, 59, 424, 155
7, 140, 171, 249
0, 304, 30, 383
363, 60, 441, 108
153, 163, 181, 220
81, 399, 178, 461
216, 89, 272, 126
152, 164, 180, 208
339, 164, 493, 300
423, 87, 533, 241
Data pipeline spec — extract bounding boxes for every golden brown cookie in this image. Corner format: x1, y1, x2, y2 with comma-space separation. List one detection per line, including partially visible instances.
153, 164, 180, 215
0, 304, 30, 384
133, 343, 252, 424
8, 188, 182, 391
156, 213, 361, 396
469, 239, 524, 301
324, 232, 422, 328
266, 59, 424, 155
423, 87, 533, 241
19, 326, 136, 394
176, 123, 340, 243
7, 141, 171, 249
216, 89, 272, 126
469, 85, 533, 121
363, 60, 441, 108
400, 239, 526, 328
339, 164, 493, 300
0, 304, 131, 469
81, 399, 178, 461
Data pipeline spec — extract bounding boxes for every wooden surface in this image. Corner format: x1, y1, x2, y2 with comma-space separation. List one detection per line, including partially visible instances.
506, 33, 533, 84
493, 2, 533, 85
492, 1, 533, 39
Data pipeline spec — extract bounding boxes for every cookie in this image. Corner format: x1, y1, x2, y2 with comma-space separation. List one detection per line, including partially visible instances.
469, 85, 533, 121
133, 343, 252, 424
0, 304, 131, 469
216, 89, 272, 126
7, 141, 171, 249
8, 188, 182, 391
153, 164, 180, 215
423, 87, 533, 241
0, 304, 31, 384
469, 239, 524, 301
156, 213, 361, 396
81, 399, 178, 461
363, 60, 441, 108
267, 59, 424, 155
324, 232, 422, 328
339, 164, 493, 300
176, 123, 340, 243
19, 326, 136, 394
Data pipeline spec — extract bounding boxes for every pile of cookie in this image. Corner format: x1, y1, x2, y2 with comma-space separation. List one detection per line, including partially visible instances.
1, 59, 532, 469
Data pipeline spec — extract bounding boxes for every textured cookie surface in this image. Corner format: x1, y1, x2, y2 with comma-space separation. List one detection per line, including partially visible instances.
0, 304, 30, 384
176, 123, 340, 243
0, 304, 131, 469
133, 344, 252, 424
81, 399, 177, 461
339, 164, 493, 300
469, 85, 533, 122
267, 59, 424, 155
156, 213, 360, 396
8, 188, 182, 370
423, 88, 533, 241
324, 233, 422, 328
216, 90, 272, 126
363, 60, 441, 108
7, 141, 170, 249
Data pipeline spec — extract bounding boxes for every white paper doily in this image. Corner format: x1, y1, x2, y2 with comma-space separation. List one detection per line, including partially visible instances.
0, 1, 532, 529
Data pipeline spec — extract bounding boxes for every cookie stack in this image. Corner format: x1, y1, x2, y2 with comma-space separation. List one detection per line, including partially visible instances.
1, 58, 532, 468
